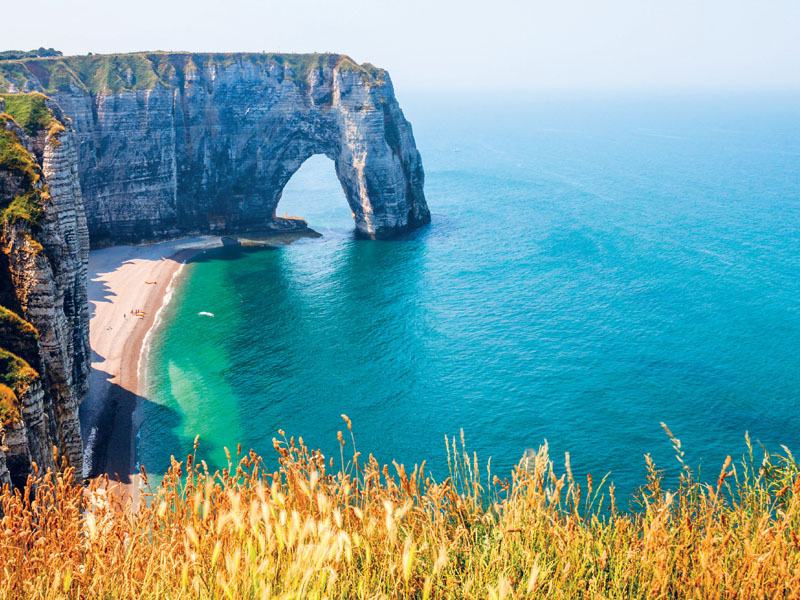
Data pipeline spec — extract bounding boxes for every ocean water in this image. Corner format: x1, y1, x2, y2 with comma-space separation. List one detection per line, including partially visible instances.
140, 92, 800, 499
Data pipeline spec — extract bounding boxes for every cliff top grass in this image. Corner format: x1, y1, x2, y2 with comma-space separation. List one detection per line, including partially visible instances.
0, 347, 37, 426
0, 423, 799, 598
0, 115, 45, 228
0, 92, 54, 136
0, 52, 387, 95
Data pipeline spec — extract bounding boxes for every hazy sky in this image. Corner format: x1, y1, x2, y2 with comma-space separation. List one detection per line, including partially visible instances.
4, 0, 799, 91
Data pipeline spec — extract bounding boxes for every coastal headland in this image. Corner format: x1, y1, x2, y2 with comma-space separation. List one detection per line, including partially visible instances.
0, 52, 430, 242
0, 52, 430, 489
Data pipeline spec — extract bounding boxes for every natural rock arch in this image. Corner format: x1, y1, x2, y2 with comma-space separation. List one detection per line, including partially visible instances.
265, 123, 428, 238
270, 153, 351, 224
0, 53, 431, 243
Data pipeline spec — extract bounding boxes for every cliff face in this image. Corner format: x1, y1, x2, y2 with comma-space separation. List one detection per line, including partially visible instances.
0, 53, 426, 487
0, 53, 430, 243
0, 94, 89, 487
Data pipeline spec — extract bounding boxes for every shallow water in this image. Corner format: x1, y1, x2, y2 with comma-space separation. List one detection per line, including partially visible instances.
140, 92, 800, 499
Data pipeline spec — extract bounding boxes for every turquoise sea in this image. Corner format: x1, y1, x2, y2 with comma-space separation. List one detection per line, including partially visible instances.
140, 92, 800, 499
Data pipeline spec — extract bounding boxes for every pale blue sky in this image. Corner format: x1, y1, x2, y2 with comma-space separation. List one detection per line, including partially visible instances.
4, 0, 799, 91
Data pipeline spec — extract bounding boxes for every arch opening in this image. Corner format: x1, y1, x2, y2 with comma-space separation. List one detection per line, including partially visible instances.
275, 154, 357, 235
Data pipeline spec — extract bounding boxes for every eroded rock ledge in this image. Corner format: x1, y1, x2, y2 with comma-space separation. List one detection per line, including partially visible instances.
0, 53, 430, 244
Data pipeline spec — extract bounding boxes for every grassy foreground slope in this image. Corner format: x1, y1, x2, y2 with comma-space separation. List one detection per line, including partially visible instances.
1, 422, 799, 599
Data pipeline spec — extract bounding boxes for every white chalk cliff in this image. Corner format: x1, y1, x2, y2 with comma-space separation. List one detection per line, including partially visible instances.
0, 53, 430, 244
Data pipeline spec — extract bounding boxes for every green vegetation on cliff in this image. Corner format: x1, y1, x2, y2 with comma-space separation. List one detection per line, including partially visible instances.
0, 347, 37, 426
0, 305, 38, 364
0, 383, 16, 425
0, 114, 45, 228
0, 307, 40, 426
0, 48, 62, 61
0, 52, 387, 95
0, 92, 54, 136
0, 109, 45, 427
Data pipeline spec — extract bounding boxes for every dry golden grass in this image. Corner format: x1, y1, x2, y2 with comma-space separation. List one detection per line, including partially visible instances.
1, 420, 799, 599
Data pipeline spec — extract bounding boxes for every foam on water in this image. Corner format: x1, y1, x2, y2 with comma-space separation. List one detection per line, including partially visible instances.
138, 261, 187, 396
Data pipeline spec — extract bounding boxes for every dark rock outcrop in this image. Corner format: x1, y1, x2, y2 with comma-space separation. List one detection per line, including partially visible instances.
0, 53, 430, 244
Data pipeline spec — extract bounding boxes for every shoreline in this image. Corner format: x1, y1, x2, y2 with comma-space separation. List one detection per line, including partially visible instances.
82, 230, 318, 504
82, 237, 223, 501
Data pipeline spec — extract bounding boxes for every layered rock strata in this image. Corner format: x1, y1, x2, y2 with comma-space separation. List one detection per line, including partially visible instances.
0, 53, 430, 243
0, 94, 89, 487
0, 53, 427, 487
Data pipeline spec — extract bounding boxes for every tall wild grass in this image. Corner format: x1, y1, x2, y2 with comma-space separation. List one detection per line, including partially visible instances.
1, 419, 799, 599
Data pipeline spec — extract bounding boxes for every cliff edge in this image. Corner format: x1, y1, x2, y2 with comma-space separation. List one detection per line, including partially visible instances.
0, 93, 89, 487
0, 53, 430, 243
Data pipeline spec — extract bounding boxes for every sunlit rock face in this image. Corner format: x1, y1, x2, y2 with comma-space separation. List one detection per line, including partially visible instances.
1, 53, 430, 244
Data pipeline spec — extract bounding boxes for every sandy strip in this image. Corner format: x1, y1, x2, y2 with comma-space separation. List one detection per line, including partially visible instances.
81, 229, 315, 508
81, 237, 222, 503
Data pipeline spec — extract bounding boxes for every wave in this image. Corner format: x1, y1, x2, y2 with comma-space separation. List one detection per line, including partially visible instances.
133, 260, 190, 471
